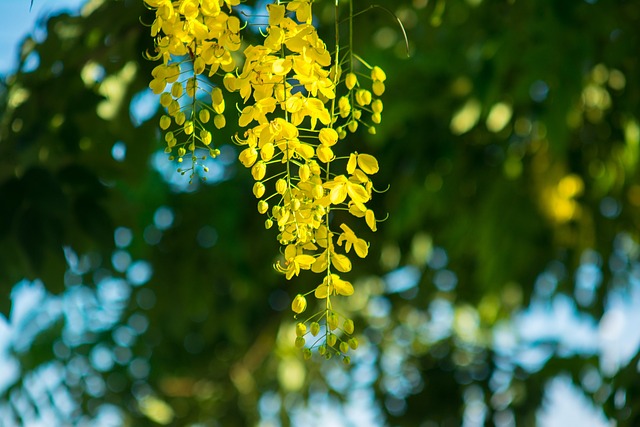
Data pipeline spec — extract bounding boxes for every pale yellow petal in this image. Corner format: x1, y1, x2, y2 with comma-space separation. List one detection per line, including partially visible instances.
365, 209, 377, 231
357, 153, 379, 174
314, 284, 329, 299
347, 153, 357, 175
354, 239, 369, 258
295, 254, 316, 269
331, 252, 352, 273
334, 279, 354, 296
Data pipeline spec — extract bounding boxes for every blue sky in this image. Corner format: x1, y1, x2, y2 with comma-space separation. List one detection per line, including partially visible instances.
0, 0, 86, 75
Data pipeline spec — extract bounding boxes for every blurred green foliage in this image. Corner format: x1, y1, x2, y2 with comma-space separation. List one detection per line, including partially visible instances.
1, 0, 640, 425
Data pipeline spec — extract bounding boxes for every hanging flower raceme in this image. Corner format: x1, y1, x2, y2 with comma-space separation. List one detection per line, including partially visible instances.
144, 0, 392, 363
144, 0, 242, 180
225, 2, 384, 362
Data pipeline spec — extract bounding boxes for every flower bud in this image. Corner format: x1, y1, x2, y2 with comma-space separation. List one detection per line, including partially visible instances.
348, 337, 358, 350
340, 342, 349, 354
372, 81, 385, 96
160, 92, 173, 107
175, 111, 186, 125
223, 73, 236, 92
214, 114, 226, 129
251, 161, 267, 181
257, 200, 269, 214
199, 109, 211, 123
295, 336, 305, 348
327, 333, 337, 347
355, 89, 372, 106
171, 82, 183, 98
291, 294, 307, 314
211, 87, 224, 105
343, 319, 354, 335
194, 57, 205, 75
339, 96, 351, 118
168, 100, 180, 116
309, 161, 321, 176
372, 99, 383, 113
213, 99, 225, 114
299, 164, 310, 181
310, 322, 320, 336
186, 77, 197, 97
327, 311, 339, 330
312, 184, 324, 200
345, 72, 357, 90
159, 115, 171, 130
183, 121, 194, 135
296, 322, 307, 337
371, 66, 386, 82
275, 178, 287, 195
200, 130, 212, 145
261, 142, 274, 161
319, 128, 338, 146
253, 182, 265, 198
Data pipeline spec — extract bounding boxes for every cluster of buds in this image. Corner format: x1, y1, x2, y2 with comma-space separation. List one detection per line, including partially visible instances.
144, 0, 242, 179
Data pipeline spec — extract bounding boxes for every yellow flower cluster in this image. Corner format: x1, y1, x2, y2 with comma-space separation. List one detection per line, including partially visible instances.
224, 2, 384, 361
144, 0, 242, 179
143, 0, 389, 361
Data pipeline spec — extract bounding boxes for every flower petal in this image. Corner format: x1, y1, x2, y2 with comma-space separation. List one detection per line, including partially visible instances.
357, 153, 379, 174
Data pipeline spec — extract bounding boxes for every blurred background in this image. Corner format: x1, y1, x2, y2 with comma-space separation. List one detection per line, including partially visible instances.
1, 0, 639, 425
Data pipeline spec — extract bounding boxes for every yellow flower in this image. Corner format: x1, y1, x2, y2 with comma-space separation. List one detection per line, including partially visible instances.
286, 0, 312, 24
267, 3, 286, 26
314, 274, 354, 299
276, 245, 316, 280
337, 224, 369, 258
326, 175, 370, 208
239, 98, 277, 127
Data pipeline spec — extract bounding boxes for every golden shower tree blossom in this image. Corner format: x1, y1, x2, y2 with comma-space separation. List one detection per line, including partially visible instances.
144, 0, 389, 361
